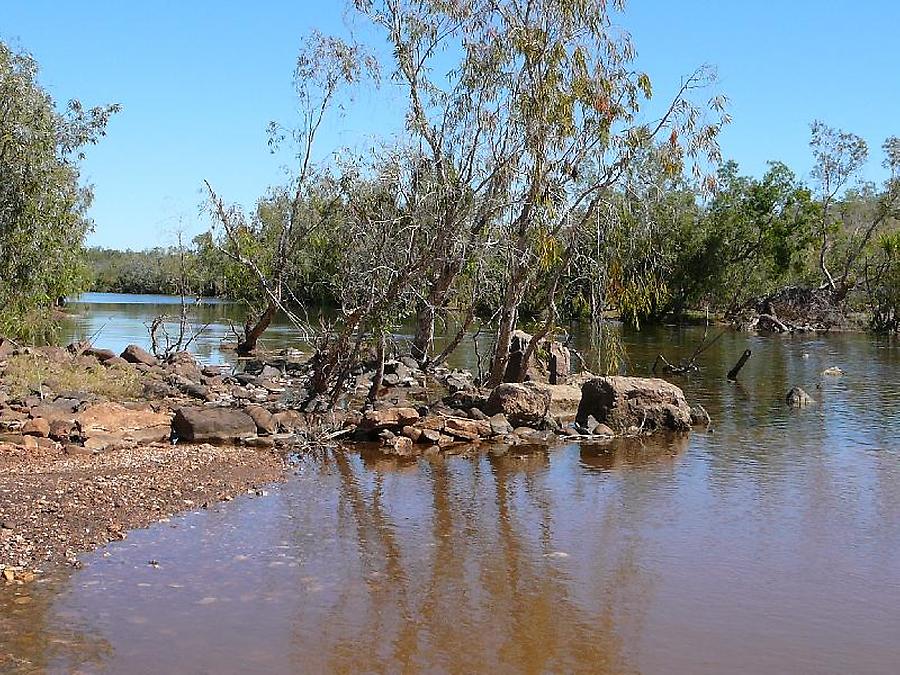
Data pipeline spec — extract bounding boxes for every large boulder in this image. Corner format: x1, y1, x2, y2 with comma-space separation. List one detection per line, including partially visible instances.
484, 382, 551, 427
172, 407, 257, 444
575, 376, 692, 434
76, 402, 172, 449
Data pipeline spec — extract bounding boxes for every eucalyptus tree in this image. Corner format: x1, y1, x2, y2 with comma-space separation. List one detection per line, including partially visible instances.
354, 0, 513, 366
808, 121, 868, 297
354, 0, 729, 382
206, 33, 376, 355
810, 124, 900, 302
460, 0, 728, 385
0, 40, 118, 339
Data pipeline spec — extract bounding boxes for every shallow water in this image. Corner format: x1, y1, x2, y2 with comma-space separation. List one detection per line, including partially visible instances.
4, 297, 899, 673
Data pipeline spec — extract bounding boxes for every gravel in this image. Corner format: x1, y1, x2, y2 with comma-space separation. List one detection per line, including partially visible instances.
0, 441, 286, 578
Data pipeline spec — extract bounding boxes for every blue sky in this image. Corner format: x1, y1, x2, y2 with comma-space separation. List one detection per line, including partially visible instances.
4, 1, 899, 250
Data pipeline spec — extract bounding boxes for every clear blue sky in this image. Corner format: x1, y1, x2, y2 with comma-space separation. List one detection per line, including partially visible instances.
4, 1, 899, 250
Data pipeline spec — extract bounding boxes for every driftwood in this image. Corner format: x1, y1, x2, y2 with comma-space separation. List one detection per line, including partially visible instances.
727, 349, 752, 381
652, 317, 726, 376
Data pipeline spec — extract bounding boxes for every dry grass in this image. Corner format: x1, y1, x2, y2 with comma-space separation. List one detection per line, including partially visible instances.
1, 352, 143, 401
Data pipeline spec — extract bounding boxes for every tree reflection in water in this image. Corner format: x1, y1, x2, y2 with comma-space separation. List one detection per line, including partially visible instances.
279, 439, 688, 673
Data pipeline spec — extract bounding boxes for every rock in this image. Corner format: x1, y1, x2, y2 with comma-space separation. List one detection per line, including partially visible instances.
84, 346, 117, 362
786, 387, 815, 408
142, 380, 176, 399
48, 418, 76, 441
272, 410, 303, 432
29, 399, 80, 423
104, 356, 131, 368
418, 428, 442, 444
21, 418, 50, 438
360, 407, 420, 431
575, 376, 692, 434
77, 403, 172, 449
488, 413, 513, 436
592, 422, 615, 437
467, 407, 489, 421
382, 373, 401, 387
258, 365, 281, 380
168, 351, 202, 380
0, 338, 15, 358
384, 436, 415, 456
0, 432, 27, 446
172, 377, 211, 400
503, 330, 533, 382
690, 405, 711, 427
64, 443, 93, 456
245, 405, 276, 435
822, 367, 845, 377
444, 388, 490, 412
401, 426, 422, 442
399, 356, 420, 371
484, 382, 551, 427
120, 344, 158, 366
172, 407, 257, 444
548, 342, 570, 385
444, 417, 490, 441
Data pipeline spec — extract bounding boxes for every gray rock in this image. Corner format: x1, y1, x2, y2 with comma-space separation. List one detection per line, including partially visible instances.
575, 376, 692, 434
690, 405, 711, 427
786, 387, 815, 408
548, 342, 570, 385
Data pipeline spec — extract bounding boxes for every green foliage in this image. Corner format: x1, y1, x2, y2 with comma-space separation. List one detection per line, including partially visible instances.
0, 40, 118, 340
865, 229, 900, 332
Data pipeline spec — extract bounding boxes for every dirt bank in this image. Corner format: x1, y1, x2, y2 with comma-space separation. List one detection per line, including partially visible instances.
0, 441, 287, 579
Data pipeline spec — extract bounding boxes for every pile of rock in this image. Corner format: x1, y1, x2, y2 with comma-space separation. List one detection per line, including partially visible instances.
0, 343, 321, 456
1, 336, 712, 461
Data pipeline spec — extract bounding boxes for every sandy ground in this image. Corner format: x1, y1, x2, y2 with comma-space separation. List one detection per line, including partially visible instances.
0, 441, 287, 578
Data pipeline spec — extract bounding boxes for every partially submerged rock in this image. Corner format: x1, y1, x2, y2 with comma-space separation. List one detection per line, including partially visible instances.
575, 376, 692, 434
786, 387, 815, 408
484, 382, 551, 427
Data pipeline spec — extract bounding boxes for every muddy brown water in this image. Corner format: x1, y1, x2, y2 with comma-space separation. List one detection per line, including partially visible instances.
2, 296, 899, 673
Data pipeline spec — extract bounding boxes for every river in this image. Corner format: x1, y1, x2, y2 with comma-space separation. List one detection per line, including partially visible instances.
2, 294, 899, 673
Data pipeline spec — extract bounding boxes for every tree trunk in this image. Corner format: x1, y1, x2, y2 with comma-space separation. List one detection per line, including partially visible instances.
411, 300, 435, 364
368, 333, 386, 402
236, 301, 277, 356
488, 296, 519, 387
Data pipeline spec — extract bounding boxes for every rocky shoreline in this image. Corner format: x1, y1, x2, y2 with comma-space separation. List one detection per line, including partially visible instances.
0, 334, 707, 581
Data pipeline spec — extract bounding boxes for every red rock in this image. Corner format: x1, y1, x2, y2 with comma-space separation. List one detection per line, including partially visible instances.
76, 403, 171, 449
22, 418, 50, 438
361, 407, 420, 430
444, 417, 490, 441
485, 383, 551, 427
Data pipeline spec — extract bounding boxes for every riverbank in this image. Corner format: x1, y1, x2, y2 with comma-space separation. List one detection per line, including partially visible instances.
0, 440, 286, 580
